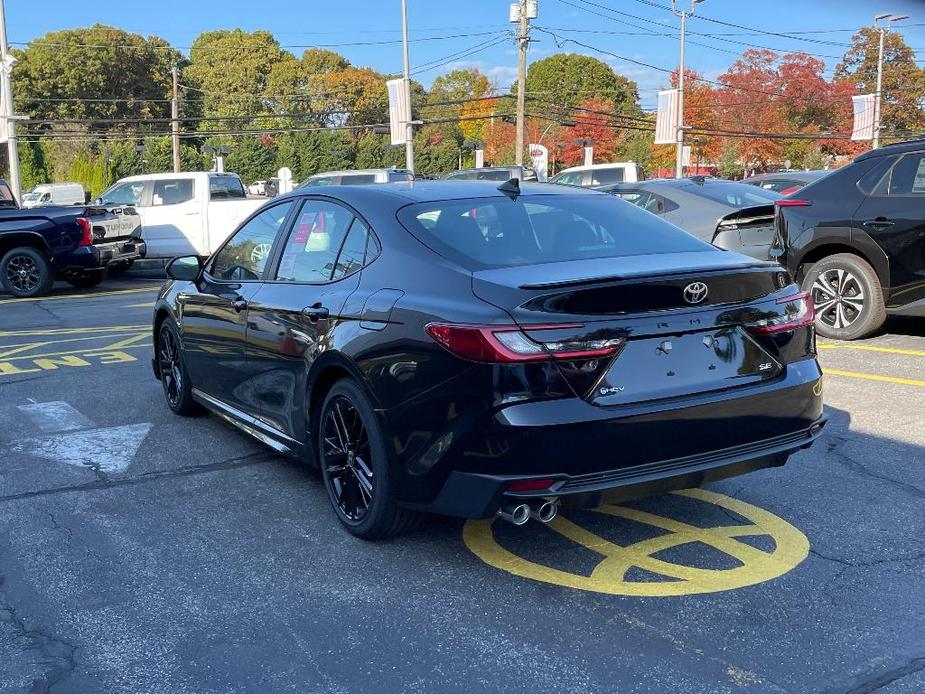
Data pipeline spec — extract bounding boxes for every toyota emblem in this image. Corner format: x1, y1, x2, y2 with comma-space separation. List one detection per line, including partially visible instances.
683, 281, 709, 305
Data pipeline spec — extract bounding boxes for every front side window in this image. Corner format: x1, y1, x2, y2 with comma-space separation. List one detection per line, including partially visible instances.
398, 194, 712, 270
553, 172, 584, 186
99, 180, 145, 206
152, 178, 195, 206
209, 201, 294, 281
274, 200, 355, 283
209, 175, 246, 200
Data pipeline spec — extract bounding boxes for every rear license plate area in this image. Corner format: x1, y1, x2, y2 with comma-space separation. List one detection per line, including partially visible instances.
591, 328, 781, 405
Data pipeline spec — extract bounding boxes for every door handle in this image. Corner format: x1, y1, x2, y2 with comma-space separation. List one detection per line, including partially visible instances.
231, 298, 248, 313
302, 303, 330, 322
863, 218, 895, 230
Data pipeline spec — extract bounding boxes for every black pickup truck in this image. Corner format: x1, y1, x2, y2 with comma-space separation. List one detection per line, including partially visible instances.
0, 179, 145, 298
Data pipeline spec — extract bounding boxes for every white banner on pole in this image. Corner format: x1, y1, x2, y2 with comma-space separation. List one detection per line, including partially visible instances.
0, 81, 8, 144
851, 94, 875, 141
655, 89, 680, 145
583, 146, 594, 167
474, 149, 485, 168
386, 78, 410, 146
529, 143, 548, 181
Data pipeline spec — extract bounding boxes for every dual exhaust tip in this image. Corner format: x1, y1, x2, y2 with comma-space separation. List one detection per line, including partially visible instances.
499, 498, 558, 526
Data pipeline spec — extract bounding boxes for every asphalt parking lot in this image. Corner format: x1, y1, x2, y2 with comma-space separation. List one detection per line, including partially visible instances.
0, 276, 923, 694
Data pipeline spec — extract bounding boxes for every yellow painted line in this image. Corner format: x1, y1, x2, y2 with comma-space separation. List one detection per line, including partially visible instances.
0, 285, 161, 305
0, 331, 147, 356
818, 341, 925, 357
0, 325, 148, 338
125, 301, 156, 308
824, 368, 925, 388
0, 334, 151, 362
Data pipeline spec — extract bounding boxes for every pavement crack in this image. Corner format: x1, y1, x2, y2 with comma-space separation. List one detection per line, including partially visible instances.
837, 655, 925, 694
0, 451, 279, 504
825, 435, 925, 501
43, 511, 74, 544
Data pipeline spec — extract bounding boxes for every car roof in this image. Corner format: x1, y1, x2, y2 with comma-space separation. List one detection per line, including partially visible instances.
118, 171, 240, 182
745, 170, 829, 182
603, 177, 749, 191
307, 169, 412, 177
276, 180, 602, 206
556, 162, 637, 174
855, 137, 925, 162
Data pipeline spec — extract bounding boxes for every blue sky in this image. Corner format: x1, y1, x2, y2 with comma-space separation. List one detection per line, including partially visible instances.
7, 0, 925, 108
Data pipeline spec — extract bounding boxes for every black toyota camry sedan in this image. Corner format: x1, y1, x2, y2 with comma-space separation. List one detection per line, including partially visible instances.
152, 180, 826, 539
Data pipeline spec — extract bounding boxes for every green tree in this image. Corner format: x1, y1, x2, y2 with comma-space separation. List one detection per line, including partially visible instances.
301, 48, 350, 75
523, 54, 639, 112
225, 136, 278, 182
13, 24, 181, 128
354, 133, 406, 170
426, 68, 492, 121
835, 27, 925, 139
185, 30, 287, 126
18, 141, 51, 190
717, 147, 742, 179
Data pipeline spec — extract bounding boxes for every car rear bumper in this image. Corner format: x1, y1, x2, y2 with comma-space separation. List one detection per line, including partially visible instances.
398, 358, 824, 518
56, 239, 147, 274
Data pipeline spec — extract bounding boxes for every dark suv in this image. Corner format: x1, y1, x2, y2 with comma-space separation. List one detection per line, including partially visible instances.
770, 139, 925, 340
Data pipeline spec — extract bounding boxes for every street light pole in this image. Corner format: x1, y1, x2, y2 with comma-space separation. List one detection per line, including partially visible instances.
873, 12, 909, 149
671, 0, 704, 179
401, 0, 414, 171
0, 0, 21, 202
514, 0, 532, 167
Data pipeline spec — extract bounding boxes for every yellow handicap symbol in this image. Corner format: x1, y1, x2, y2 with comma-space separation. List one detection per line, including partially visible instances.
463, 488, 809, 597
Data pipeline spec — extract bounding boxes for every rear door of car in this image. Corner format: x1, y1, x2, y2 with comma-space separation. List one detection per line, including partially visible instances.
852, 150, 925, 304
243, 197, 375, 440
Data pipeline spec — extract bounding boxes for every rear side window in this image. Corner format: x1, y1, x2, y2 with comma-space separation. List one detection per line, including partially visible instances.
209, 176, 246, 199
152, 178, 195, 206
339, 173, 378, 185
590, 168, 625, 185
331, 219, 371, 281
275, 200, 354, 283
397, 194, 712, 270
886, 153, 925, 195
615, 190, 677, 215
99, 180, 145, 206
0, 182, 16, 207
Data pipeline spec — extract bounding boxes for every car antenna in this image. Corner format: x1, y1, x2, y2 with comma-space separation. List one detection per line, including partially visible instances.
497, 177, 520, 198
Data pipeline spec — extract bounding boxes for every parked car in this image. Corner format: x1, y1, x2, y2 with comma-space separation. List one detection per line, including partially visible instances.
549, 162, 644, 187
443, 166, 537, 182
300, 169, 414, 187
0, 178, 143, 297
96, 172, 265, 260
601, 177, 782, 260
770, 139, 925, 340
743, 170, 830, 196
152, 181, 825, 539
21, 183, 86, 208
248, 180, 267, 196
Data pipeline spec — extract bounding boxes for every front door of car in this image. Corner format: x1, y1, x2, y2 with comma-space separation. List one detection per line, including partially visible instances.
244, 199, 374, 441
140, 177, 202, 256
853, 151, 925, 301
179, 200, 296, 408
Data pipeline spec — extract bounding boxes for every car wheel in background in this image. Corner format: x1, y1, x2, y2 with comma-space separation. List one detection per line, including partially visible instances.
157, 318, 201, 416
67, 270, 106, 289
0, 246, 54, 298
802, 253, 886, 341
107, 260, 134, 276
318, 379, 419, 540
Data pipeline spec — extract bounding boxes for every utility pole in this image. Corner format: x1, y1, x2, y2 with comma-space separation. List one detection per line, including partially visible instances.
514, 0, 532, 167
171, 65, 181, 173
0, 0, 21, 202
671, 0, 704, 179
872, 12, 909, 149
401, 0, 414, 171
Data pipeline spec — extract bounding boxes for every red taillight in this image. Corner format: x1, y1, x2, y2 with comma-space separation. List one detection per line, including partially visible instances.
507, 478, 556, 492
76, 217, 93, 246
425, 323, 625, 363
774, 199, 811, 208
779, 185, 802, 196
746, 292, 815, 335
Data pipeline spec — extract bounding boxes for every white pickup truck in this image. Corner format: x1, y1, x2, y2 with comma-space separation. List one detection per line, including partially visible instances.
95, 172, 266, 259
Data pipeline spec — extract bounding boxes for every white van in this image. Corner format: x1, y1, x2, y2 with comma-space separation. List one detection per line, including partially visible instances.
549, 163, 644, 187
21, 183, 86, 208
95, 172, 265, 259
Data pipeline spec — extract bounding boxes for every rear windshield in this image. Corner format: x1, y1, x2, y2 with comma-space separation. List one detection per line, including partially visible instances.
209, 175, 246, 199
397, 194, 712, 270
683, 181, 780, 208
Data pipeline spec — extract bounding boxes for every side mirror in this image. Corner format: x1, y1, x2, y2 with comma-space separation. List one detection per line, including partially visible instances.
166, 255, 203, 281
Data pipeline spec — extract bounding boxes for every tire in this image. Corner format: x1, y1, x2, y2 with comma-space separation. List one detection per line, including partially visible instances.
801, 253, 886, 341
318, 379, 419, 540
157, 318, 201, 416
67, 270, 105, 289
107, 260, 134, 276
0, 246, 54, 298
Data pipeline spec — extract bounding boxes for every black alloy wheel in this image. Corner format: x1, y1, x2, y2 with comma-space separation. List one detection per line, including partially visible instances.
1, 247, 53, 298
157, 319, 200, 415
322, 395, 375, 522
318, 380, 419, 539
